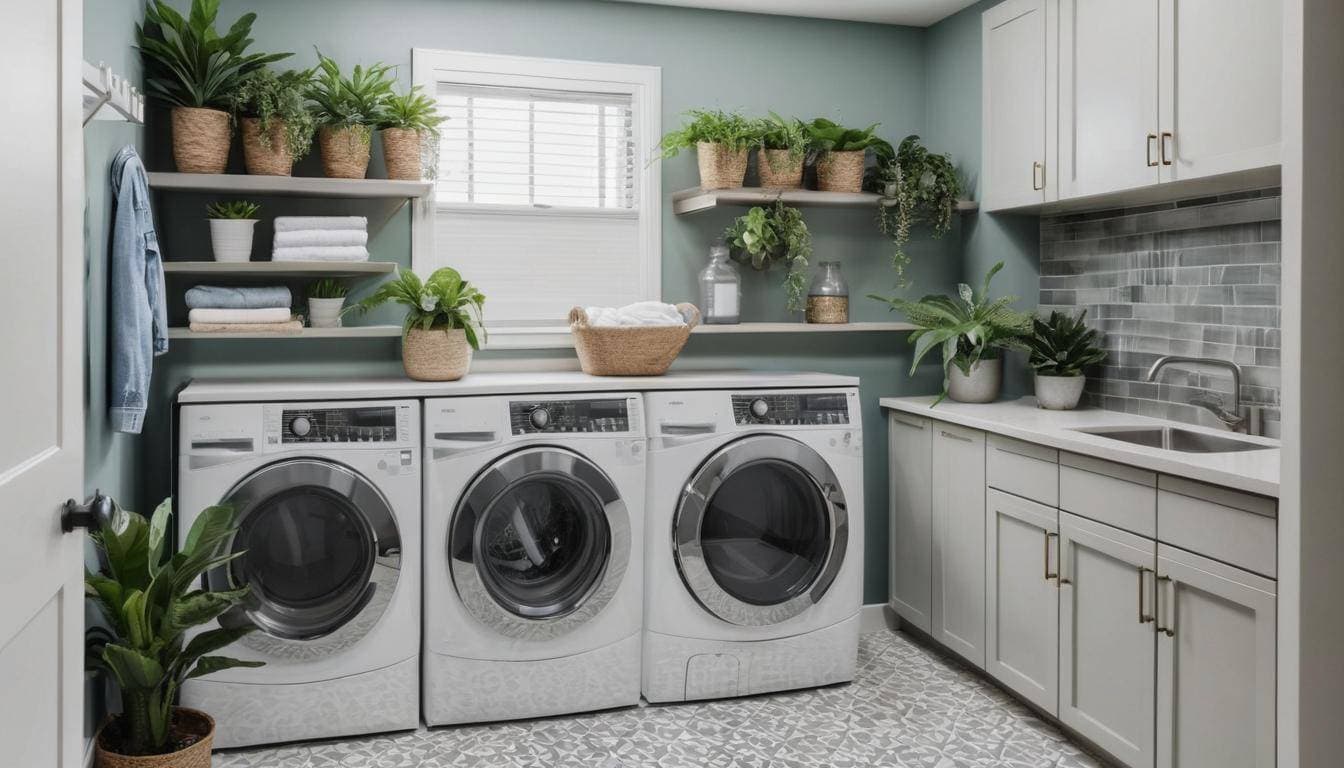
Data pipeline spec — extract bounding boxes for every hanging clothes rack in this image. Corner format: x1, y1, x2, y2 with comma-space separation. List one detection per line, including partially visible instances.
82, 61, 144, 126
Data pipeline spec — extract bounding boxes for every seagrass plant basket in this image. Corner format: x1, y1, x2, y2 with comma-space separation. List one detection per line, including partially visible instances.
569, 303, 700, 376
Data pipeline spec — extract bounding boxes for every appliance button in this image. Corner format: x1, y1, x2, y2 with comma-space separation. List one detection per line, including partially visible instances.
530, 408, 551, 430
749, 398, 769, 418
290, 416, 312, 437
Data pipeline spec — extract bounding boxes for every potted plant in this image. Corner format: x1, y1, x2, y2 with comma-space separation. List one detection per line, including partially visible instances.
805, 118, 894, 193
380, 85, 447, 181
227, 68, 316, 176
1025, 309, 1107, 410
756, 112, 811, 189
870, 261, 1031, 404
306, 278, 348, 328
656, 109, 758, 190
349, 267, 486, 381
723, 200, 812, 314
137, 0, 290, 174
307, 51, 396, 179
205, 201, 260, 262
876, 135, 963, 288
86, 501, 262, 768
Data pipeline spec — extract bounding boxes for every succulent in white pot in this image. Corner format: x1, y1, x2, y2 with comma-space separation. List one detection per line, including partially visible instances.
1025, 309, 1107, 410
306, 278, 348, 328
206, 200, 260, 262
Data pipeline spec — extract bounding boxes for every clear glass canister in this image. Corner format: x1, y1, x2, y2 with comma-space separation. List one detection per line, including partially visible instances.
806, 261, 849, 324
699, 240, 741, 324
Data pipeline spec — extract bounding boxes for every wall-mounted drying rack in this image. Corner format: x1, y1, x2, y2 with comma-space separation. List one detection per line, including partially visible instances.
83, 61, 144, 126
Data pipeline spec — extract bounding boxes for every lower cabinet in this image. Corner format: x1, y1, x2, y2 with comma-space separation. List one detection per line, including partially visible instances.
888, 413, 933, 633
931, 423, 987, 668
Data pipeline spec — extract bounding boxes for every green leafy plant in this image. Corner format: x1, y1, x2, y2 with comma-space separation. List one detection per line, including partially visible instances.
85, 501, 262, 756
870, 261, 1032, 404
1025, 309, 1107, 377
307, 278, 348, 300
656, 109, 759, 160
805, 117, 894, 163
876, 135, 964, 288
205, 200, 259, 219
136, 0, 291, 109
757, 112, 812, 164
227, 68, 317, 160
723, 200, 813, 312
349, 267, 487, 349
307, 50, 396, 134
381, 85, 447, 133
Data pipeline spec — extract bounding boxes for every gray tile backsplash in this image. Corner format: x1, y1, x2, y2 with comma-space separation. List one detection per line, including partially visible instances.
1038, 189, 1282, 437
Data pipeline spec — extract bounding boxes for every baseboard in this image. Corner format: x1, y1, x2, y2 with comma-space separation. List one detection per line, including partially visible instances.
859, 602, 898, 634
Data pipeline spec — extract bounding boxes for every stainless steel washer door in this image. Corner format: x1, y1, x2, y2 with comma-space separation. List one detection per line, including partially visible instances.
674, 434, 848, 626
449, 446, 630, 640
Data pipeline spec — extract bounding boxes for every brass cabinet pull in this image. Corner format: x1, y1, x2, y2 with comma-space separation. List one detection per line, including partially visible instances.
1032, 161, 1044, 191
1155, 574, 1175, 636
1146, 133, 1159, 167
1160, 131, 1174, 165
1044, 532, 1059, 581
1137, 567, 1155, 624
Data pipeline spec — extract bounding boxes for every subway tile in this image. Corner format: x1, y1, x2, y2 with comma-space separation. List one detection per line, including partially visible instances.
1223, 306, 1280, 327
1234, 285, 1279, 306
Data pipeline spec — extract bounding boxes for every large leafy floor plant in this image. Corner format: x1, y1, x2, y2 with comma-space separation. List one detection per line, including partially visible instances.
724, 200, 813, 313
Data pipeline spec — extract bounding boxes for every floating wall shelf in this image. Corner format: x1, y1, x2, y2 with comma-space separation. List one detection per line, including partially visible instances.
148, 172, 432, 199
691, 321, 916, 334
672, 187, 979, 216
163, 261, 397, 278
169, 325, 402, 341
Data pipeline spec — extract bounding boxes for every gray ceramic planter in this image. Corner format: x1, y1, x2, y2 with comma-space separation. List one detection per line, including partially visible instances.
1035, 374, 1086, 410
947, 358, 1002, 403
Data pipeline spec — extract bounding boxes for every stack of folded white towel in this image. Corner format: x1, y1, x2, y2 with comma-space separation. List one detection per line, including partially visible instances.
584, 301, 689, 327
272, 216, 369, 262
185, 285, 302, 334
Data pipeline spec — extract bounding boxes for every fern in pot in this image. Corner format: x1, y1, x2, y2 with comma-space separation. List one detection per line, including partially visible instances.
724, 200, 812, 315
307, 51, 396, 179
380, 86, 447, 181
306, 279, 348, 329
205, 201, 260, 263
657, 109, 759, 190
871, 261, 1031, 404
756, 112, 811, 189
228, 68, 316, 176
1026, 309, 1107, 410
349, 267, 486, 381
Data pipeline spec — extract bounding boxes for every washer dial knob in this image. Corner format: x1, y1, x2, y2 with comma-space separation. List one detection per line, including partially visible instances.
290, 416, 312, 437
750, 398, 770, 419
529, 408, 551, 430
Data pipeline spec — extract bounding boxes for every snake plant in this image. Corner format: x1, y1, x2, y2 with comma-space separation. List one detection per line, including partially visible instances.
1025, 309, 1107, 377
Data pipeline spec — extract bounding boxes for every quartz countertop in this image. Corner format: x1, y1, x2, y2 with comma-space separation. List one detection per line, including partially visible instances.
879, 396, 1280, 497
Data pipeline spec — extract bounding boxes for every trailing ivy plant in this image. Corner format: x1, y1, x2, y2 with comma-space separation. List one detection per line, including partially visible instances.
656, 109, 759, 160
227, 68, 316, 160
876, 135, 963, 288
723, 200, 813, 313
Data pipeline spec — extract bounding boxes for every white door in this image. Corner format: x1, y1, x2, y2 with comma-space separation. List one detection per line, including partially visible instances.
981, 0, 1057, 210
1059, 512, 1157, 768
985, 489, 1059, 715
887, 413, 932, 632
1156, 544, 1276, 768
0, 0, 85, 766
1157, 0, 1282, 182
930, 423, 985, 668
1058, 0, 1161, 198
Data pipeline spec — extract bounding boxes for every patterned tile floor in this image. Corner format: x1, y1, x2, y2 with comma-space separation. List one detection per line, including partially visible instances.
214, 630, 1104, 767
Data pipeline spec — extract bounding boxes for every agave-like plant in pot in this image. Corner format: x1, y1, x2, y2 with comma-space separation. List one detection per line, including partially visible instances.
349, 267, 486, 381
1025, 309, 1107, 410
307, 50, 396, 179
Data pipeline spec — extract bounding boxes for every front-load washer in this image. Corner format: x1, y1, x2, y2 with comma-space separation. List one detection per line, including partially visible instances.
422, 393, 645, 725
642, 386, 864, 703
176, 399, 420, 748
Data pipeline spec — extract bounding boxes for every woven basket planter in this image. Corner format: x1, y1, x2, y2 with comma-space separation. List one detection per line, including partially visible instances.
95, 708, 214, 768
319, 125, 372, 179
568, 303, 700, 376
758, 149, 804, 189
240, 117, 293, 176
695, 142, 749, 190
171, 107, 230, 174
402, 327, 473, 381
382, 128, 423, 181
816, 149, 867, 192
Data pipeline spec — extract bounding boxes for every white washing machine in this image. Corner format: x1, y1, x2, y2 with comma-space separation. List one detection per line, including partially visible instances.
176, 399, 420, 748
422, 393, 645, 725
642, 386, 864, 703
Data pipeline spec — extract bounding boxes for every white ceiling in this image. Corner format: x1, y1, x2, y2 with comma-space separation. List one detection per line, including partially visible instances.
605, 0, 981, 27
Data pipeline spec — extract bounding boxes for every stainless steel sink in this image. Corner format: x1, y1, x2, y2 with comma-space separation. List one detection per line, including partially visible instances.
1072, 426, 1273, 453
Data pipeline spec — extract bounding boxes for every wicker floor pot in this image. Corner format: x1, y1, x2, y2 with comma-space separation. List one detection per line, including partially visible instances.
758, 149, 804, 189
240, 117, 293, 176
695, 142, 749, 190
382, 128, 423, 181
402, 327, 472, 381
816, 149, 867, 192
319, 125, 372, 179
171, 107, 230, 174
568, 304, 700, 376
95, 707, 214, 768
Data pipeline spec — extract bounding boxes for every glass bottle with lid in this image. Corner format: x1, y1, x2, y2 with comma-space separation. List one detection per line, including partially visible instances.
806, 261, 849, 324
699, 239, 741, 324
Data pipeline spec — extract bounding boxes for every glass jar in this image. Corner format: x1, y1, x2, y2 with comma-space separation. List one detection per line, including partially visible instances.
806, 261, 849, 324
699, 240, 741, 324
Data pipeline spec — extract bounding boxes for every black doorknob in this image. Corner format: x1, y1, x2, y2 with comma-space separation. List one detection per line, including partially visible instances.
62, 490, 119, 533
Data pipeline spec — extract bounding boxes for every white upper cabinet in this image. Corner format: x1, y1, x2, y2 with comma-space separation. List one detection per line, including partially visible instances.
982, 0, 1057, 211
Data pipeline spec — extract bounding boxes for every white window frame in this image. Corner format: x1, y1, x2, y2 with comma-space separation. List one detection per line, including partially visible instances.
412, 48, 662, 349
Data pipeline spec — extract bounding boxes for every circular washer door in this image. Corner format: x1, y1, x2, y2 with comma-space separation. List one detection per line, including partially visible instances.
449, 446, 630, 640
210, 458, 401, 658
674, 434, 848, 626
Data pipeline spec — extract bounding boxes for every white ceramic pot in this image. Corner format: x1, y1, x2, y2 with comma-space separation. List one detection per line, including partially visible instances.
1035, 374, 1086, 410
947, 357, 1002, 403
209, 219, 258, 262
307, 297, 345, 328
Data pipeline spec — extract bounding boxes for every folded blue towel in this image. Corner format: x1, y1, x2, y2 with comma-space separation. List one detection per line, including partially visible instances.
185, 285, 292, 310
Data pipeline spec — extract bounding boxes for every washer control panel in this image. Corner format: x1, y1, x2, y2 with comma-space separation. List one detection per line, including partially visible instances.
731, 392, 852, 426
509, 397, 638, 435
265, 404, 413, 445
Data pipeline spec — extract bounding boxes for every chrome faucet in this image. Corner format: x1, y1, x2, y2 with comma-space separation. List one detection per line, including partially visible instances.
1144, 355, 1255, 434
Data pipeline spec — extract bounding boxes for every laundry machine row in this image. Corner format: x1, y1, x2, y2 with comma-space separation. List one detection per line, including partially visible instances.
175, 383, 863, 748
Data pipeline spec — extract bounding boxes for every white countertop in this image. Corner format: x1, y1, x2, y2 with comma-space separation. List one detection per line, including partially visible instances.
178, 369, 862, 404
879, 396, 1280, 497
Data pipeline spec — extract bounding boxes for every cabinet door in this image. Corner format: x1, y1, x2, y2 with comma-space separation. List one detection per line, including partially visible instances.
986, 489, 1059, 715
1156, 545, 1276, 768
1059, 512, 1157, 768
1058, 0, 1161, 198
1157, 0, 1282, 182
931, 423, 986, 668
888, 413, 933, 633
982, 0, 1057, 210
